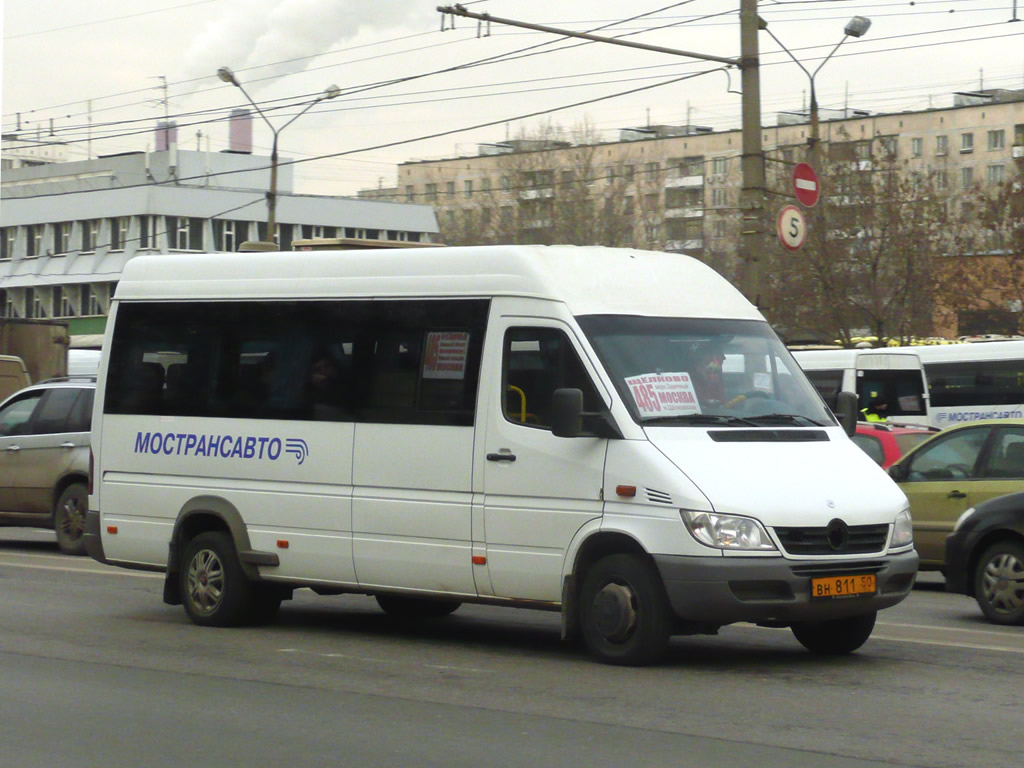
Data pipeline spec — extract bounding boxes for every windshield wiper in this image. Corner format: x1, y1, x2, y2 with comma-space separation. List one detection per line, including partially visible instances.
642, 413, 760, 427
744, 413, 829, 427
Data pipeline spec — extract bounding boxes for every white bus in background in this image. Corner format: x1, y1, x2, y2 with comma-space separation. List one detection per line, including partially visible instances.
884, 340, 1024, 428
791, 348, 931, 426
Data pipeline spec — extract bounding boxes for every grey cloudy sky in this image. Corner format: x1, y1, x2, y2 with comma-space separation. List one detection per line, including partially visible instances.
3, 0, 1023, 196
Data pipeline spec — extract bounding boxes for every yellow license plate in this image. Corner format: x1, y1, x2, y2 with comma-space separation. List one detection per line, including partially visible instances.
810, 573, 877, 599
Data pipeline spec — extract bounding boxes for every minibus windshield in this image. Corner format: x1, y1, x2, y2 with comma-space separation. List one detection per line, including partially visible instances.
578, 315, 836, 428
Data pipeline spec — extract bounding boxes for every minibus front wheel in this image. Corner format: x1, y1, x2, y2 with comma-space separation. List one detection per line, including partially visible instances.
181, 531, 279, 627
579, 554, 672, 666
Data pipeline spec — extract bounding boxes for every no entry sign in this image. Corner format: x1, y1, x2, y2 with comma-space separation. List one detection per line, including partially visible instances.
792, 162, 820, 208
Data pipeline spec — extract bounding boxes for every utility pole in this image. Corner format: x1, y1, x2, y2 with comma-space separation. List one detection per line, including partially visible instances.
437, 4, 766, 306
738, 0, 766, 306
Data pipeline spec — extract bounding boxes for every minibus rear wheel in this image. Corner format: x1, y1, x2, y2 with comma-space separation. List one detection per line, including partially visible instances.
181, 531, 258, 627
790, 611, 876, 654
579, 554, 672, 666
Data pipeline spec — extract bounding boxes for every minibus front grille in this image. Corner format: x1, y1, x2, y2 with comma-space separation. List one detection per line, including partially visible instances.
773, 524, 890, 556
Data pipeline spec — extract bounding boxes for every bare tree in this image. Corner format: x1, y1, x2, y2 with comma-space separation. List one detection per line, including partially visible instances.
760, 137, 954, 346
936, 169, 1024, 336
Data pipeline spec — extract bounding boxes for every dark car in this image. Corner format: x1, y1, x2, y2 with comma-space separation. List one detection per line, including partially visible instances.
945, 490, 1024, 625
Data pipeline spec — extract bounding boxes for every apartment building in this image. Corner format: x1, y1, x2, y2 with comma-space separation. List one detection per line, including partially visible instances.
370, 89, 1024, 252
1, 138, 440, 339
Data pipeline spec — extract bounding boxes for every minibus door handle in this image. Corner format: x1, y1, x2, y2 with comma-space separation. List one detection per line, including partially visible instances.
487, 452, 517, 462
947, 490, 967, 499
4, 445, 20, 452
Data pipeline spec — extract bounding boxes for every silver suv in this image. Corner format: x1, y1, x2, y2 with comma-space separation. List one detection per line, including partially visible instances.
0, 377, 94, 555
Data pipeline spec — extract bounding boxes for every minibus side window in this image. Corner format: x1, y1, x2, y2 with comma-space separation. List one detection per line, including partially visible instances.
502, 327, 603, 430
105, 299, 488, 427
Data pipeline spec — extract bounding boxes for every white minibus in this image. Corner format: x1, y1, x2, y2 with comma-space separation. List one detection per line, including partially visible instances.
883, 341, 1024, 427
791, 348, 931, 426
85, 245, 917, 665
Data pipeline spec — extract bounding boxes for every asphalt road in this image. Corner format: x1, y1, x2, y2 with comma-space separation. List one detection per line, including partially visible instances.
1, 528, 1022, 768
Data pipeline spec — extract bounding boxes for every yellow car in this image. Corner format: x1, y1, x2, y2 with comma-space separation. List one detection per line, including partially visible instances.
888, 418, 1024, 571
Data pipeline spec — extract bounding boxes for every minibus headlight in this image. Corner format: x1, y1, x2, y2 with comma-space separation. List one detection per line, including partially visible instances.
680, 510, 777, 551
890, 508, 914, 548
953, 506, 976, 533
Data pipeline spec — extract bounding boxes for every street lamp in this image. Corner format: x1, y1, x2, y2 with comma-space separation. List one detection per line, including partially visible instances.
761, 16, 871, 152
216, 66, 341, 250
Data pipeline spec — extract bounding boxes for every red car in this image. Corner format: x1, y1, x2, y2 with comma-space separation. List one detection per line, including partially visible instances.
852, 422, 938, 469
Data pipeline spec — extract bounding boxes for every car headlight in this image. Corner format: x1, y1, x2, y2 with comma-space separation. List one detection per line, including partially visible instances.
953, 506, 976, 533
890, 508, 914, 548
680, 510, 777, 551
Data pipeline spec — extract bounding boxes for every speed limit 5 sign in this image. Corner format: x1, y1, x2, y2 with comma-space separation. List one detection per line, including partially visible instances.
777, 205, 807, 250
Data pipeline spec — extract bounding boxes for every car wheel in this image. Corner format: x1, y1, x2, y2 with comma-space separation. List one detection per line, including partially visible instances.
180, 531, 256, 627
973, 540, 1024, 625
375, 595, 461, 618
791, 611, 876, 654
578, 554, 672, 666
54, 483, 88, 556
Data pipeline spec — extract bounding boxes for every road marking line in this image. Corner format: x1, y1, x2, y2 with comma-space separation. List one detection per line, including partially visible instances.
0, 561, 162, 579
871, 633, 1024, 654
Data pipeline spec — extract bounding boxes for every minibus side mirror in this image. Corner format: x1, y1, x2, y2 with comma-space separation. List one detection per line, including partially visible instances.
836, 390, 858, 437
551, 388, 583, 438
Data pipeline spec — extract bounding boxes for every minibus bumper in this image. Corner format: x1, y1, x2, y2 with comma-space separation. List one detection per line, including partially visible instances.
653, 549, 919, 626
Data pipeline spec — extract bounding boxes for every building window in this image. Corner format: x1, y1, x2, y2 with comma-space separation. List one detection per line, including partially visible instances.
961, 167, 974, 187
936, 135, 948, 156
713, 219, 727, 238
61, 287, 77, 317
623, 165, 635, 182
299, 225, 336, 241
987, 164, 1006, 185
214, 220, 248, 251
54, 222, 73, 255
644, 162, 659, 179
934, 170, 948, 190
879, 137, 898, 158
445, 181, 455, 197
405, 185, 414, 202
464, 180, 473, 198
27, 224, 43, 257
711, 188, 727, 207
109, 217, 129, 250
169, 217, 203, 251
854, 142, 871, 160
987, 130, 1005, 151
481, 177, 492, 193
711, 157, 728, 175
606, 166, 616, 182
500, 176, 510, 191
425, 183, 438, 202
31, 288, 45, 319
911, 138, 923, 157
0, 228, 14, 260
138, 216, 159, 249
81, 219, 100, 252
961, 133, 974, 153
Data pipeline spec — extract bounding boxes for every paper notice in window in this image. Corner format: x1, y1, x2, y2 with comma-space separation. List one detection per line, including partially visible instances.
422, 331, 470, 379
625, 372, 701, 418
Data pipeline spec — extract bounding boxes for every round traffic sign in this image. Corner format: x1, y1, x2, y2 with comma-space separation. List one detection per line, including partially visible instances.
792, 162, 820, 207
777, 205, 807, 250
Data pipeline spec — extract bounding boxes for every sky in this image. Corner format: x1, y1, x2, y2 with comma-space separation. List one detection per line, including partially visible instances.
3, 0, 1024, 197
